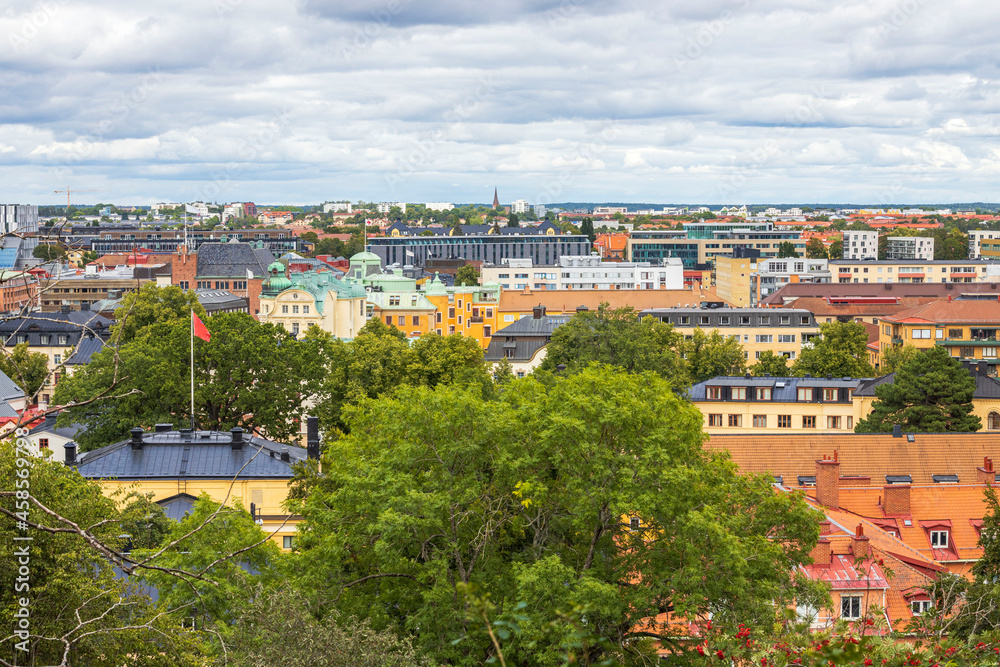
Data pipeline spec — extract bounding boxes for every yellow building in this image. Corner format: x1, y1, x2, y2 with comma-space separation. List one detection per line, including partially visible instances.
831, 260, 993, 284
688, 375, 862, 434
72, 425, 311, 550
877, 299, 1000, 367
423, 275, 502, 348
714, 254, 757, 307
258, 263, 368, 339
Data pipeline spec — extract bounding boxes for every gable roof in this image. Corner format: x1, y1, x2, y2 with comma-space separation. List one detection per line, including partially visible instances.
880, 299, 1000, 325
0, 368, 24, 404
195, 242, 275, 279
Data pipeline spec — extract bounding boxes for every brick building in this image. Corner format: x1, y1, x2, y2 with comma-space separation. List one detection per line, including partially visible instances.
170, 243, 275, 317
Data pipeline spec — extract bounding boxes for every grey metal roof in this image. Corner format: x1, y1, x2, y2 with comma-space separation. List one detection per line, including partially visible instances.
854, 370, 1000, 398
75, 428, 307, 480
492, 314, 571, 337
0, 402, 18, 418
66, 336, 107, 365
0, 310, 113, 337
157, 493, 198, 521
688, 375, 863, 401
0, 368, 24, 403
195, 243, 275, 279
706, 377, 777, 387
27, 413, 82, 439
484, 338, 547, 363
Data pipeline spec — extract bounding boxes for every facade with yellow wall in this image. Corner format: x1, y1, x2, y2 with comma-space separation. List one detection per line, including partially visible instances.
423, 275, 502, 348
877, 300, 1000, 367
258, 262, 368, 339
73, 426, 308, 550
714, 254, 757, 307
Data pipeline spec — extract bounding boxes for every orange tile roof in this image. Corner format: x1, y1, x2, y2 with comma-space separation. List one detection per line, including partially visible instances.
881, 299, 1000, 325
706, 433, 1000, 485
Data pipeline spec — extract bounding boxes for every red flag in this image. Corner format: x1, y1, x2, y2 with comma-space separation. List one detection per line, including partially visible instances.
192, 311, 211, 342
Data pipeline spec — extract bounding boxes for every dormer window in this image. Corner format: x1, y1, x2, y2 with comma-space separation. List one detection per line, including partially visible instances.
911, 600, 932, 615
930, 530, 949, 548
707, 386, 722, 400
757, 387, 772, 401
731, 387, 746, 400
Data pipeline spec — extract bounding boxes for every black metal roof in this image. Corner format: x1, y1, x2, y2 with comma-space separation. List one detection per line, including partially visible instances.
491, 314, 571, 337
74, 428, 306, 480
854, 370, 1000, 399
66, 336, 107, 365
0, 310, 113, 337
195, 243, 275, 279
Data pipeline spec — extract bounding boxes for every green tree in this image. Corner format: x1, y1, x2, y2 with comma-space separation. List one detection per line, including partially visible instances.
55, 312, 321, 450
805, 237, 828, 259
855, 346, 980, 433
0, 439, 202, 664
0, 342, 51, 400
454, 264, 480, 286
792, 321, 875, 379
111, 282, 206, 345
32, 243, 66, 261
776, 241, 800, 258
580, 216, 596, 244
683, 328, 748, 383
507, 212, 519, 228
538, 305, 688, 386
751, 350, 791, 377
288, 368, 821, 665
879, 343, 920, 374
827, 237, 843, 259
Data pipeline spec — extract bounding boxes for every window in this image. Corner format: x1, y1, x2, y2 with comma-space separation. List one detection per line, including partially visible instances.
948, 329, 963, 339
778, 334, 795, 343
679, 316, 690, 325
629, 517, 641, 532
412, 316, 420, 326
39, 335, 49, 345
755, 334, 773, 343
385, 315, 392, 324
797, 388, 812, 401
504, 314, 516, 322
731, 387, 746, 400
484, 326, 491, 337
930, 530, 949, 548
707, 386, 722, 400
778, 415, 792, 428
699, 316, 711, 325
283, 536, 294, 549
911, 600, 932, 615
823, 388, 837, 401
935, 329, 944, 339
291, 322, 299, 335
303, 306, 309, 314
398, 316, 405, 326
989, 412, 1000, 430
827, 416, 842, 429
753, 415, 767, 428
759, 315, 770, 325
985, 347, 998, 358
779, 316, 790, 325
39, 438, 49, 449
728, 414, 742, 427
847, 416, 854, 429
708, 414, 723, 426
53, 355, 61, 365
800, 316, 810, 325
841, 595, 862, 620
282, 305, 288, 314
292, 305, 299, 314
757, 387, 772, 400
436, 312, 442, 323
912, 329, 931, 339
449, 307, 456, 318
739, 316, 751, 325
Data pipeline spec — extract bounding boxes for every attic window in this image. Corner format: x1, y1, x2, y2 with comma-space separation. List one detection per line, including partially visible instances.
932, 474, 959, 484
906, 434, 915, 443
629, 517, 640, 532
773, 475, 783, 485
885, 475, 912, 484
930, 530, 949, 548
797, 475, 816, 487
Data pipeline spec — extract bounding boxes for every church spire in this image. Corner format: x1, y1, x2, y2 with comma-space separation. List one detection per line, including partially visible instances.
493, 187, 499, 208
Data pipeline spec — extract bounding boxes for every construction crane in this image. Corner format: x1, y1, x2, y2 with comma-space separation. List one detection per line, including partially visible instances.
53, 187, 109, 218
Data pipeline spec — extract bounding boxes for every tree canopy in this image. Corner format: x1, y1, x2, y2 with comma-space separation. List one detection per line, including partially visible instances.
683, 328, 748, 383
0, 342, 51, 400
805, 237, 828, 259
454, 264, 480, 286
791, 321, 875, 379
776, 241, 800, 258
855, 346, 981, 433
751, 350, 791, 377
288, 367, 821, 665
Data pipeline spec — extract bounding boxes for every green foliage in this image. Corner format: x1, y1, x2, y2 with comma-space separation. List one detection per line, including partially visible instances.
805, 237, 828, 259
580, 216, 596, 244
288, 367, 820, 665
506, 213, 519, 228
855, 346, 981, 433
776, 241, 800, 258
878, 343, 920, 374
0, 438, 202, 664
55, 311, 321, 450
0, 342, 51, 400
111, 282, 206, 345
454, 264, 481, 286
792, 321, 875, 379
828, 237, 843, 259
752, 350, 791, 377
683, 328, 748, 382
32, 243, 65, 261
538, 305, 688, 387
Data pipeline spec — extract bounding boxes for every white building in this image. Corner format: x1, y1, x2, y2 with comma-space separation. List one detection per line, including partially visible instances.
752, 258, 831, 304
424, 202, 454, 212
886, 236, 934, 261
377, 202, 406, 214
481, 255, 683, 291
0, 205, 39, 236
534, 204, 547, 218
324, 202, 353, 214
150, 202, 181, 212
968, 230, 1000, 259
511, 199, 531, 214
843, 230, 879, 260
593, 206, 628, 215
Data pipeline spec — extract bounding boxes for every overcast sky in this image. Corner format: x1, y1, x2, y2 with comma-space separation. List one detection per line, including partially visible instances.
2, 0, 999, 206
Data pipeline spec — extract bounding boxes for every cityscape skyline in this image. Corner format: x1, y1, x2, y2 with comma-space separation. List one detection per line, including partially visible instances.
3, 0, 1000, 205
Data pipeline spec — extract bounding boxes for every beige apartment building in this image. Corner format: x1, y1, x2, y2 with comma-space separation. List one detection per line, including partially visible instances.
831, 260, 999, 284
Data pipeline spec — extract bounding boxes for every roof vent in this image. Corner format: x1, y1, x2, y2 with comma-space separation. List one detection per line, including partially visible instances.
885, 474, 912, 484
64, 441, 77, 466
892, 424, 902, 438
798, 475, 816, 487
230, 427, 244, 450
130, 428, 144, 450
932, 474, 959, 484
154, 423, 172, 433
280, 448, 290, 462
179, 428, 193, 441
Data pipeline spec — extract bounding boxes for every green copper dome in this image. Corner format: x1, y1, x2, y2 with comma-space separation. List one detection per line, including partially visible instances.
263, 262, 292, 294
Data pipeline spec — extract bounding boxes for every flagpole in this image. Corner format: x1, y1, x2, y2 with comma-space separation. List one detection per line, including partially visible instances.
190, 310, 195, 430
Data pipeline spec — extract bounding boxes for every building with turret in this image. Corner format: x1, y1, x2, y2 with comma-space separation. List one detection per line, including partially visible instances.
257, 261, 367, 339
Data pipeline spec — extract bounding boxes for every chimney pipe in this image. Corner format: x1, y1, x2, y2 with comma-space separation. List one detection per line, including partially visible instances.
852, 523, 871, 559
64, 441, 77, 465
306, 416, 320, 460
892, 424, 902, 438
978, 457, 996, 485
810, 537, 831, 567
883, 484, 911, 515
280, 447, 290, 462
230, 427, 244, 449
130, 428, 144, 450
815, 454, 841, 509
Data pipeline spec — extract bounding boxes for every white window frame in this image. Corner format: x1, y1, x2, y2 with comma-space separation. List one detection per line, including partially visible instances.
930, 530, 949, 548
841, 595, 862, 620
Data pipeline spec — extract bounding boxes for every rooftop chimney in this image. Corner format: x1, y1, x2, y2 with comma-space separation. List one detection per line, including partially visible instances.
280, 447, 290, 462
64, 441, 77, 466
978, 456, 996, 485
852, 523, 871, 559
892, 424, 902, 438
154, 423, 172, 433
533, 304, 546, 319
130, 428, 144, 450
883, 483, 911, 515
230, 427, 244, 450
810, 537, 831, 567
306, 416, 320, 460
815, 453, 841, 509
60, 304, 71, 313
81, 302, 90, 311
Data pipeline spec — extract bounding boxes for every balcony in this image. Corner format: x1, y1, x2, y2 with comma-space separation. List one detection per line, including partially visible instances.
469, 316, 484, 324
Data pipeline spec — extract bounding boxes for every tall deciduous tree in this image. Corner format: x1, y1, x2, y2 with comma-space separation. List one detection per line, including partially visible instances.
454, 264, 480, 286
855, 346, 980, 433
751, 349, 791, 377
683, 328, 748, 383
879, 343, 920, 374
792, 321, 875, 379
0, 342, 51, 400
288, 368, 821, 665
538, 305, 688, 386
805, 237, 828, 259
776, 241, 800, 258
828, 237, 843, 259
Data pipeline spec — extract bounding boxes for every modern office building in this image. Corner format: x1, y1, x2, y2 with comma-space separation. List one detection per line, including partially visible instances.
366, 233, 591, 269
480, 255, 683, 291
886, 236, 934, 261
843, 231, 878, 260
831, 260, 998, 284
